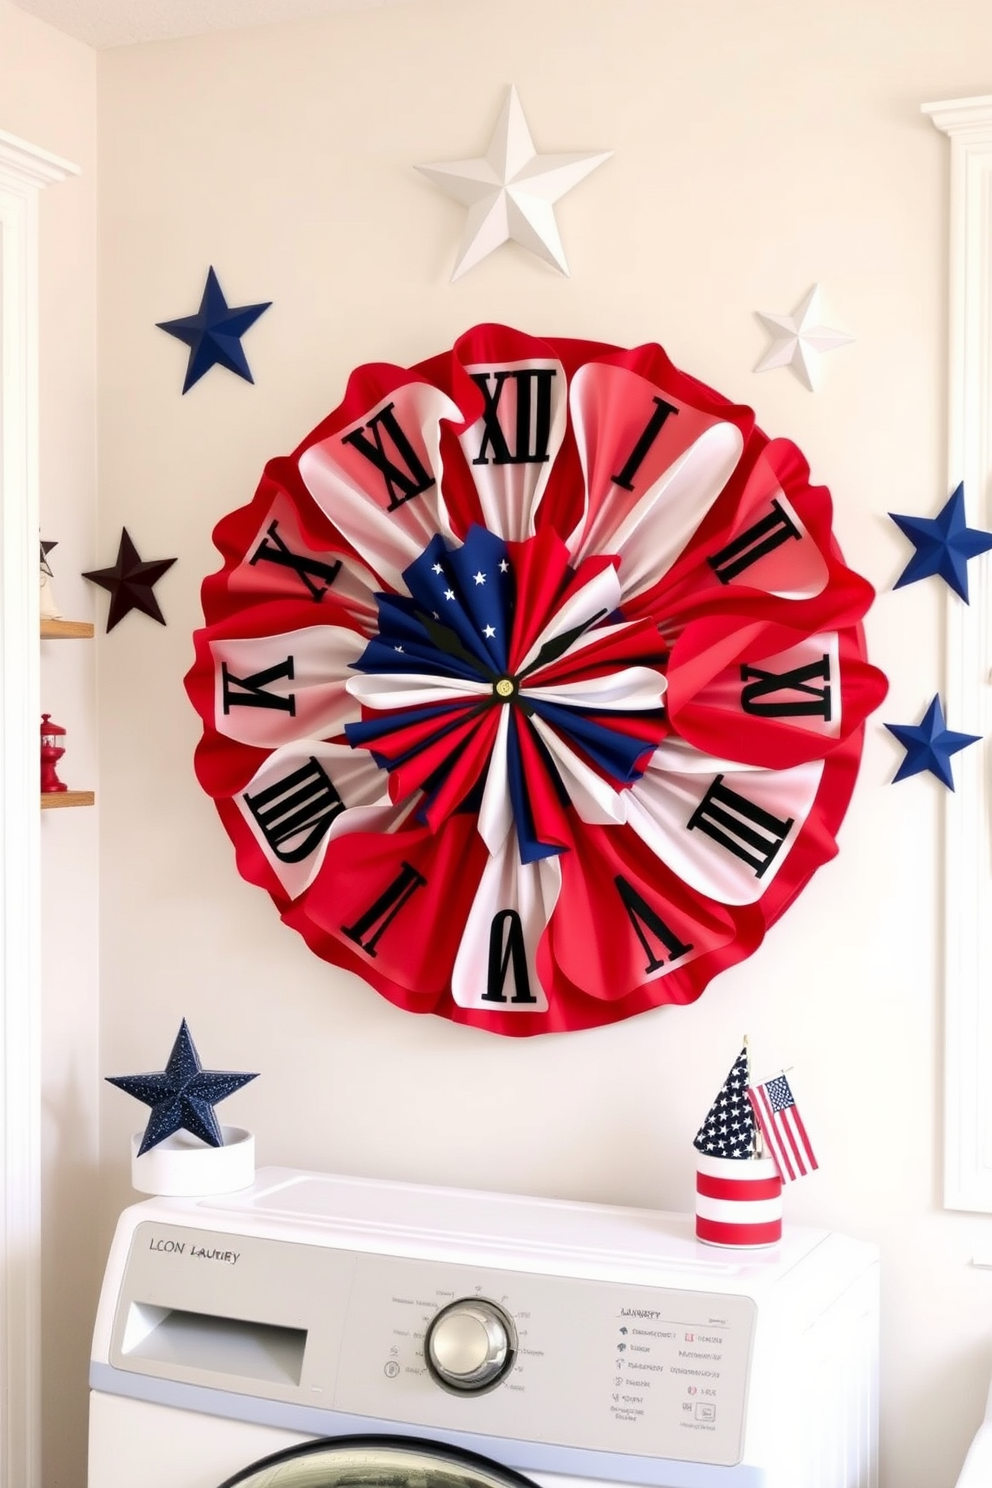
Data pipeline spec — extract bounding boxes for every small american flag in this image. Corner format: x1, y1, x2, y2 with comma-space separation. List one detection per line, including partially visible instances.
747, 1073, 818, 1183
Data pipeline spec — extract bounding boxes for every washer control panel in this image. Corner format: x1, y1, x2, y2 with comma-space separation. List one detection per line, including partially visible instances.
111, 1223, 756, 1468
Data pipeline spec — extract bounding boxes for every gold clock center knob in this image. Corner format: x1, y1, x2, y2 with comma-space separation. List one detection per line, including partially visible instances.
494, 677, 516, 699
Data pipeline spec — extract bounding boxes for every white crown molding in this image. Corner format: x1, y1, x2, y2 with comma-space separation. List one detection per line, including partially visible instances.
923, 96, 992, 1212
0, 128, 78, 1488
0, 130, 79, 191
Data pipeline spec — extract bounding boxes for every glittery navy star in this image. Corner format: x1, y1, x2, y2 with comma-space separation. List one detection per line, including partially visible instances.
83, 528, 176, 631
156, 266, 271, 394
889, 483, 992, 603
884, 694, 981, 789
106, 1019, 258, 1155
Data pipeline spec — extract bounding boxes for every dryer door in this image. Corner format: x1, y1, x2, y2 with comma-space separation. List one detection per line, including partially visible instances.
218, 1435, 541, 1488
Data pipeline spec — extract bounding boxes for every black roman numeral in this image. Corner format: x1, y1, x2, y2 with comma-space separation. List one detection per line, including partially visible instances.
687, 775, 793, 878
249, 520, 342, 602
740, 655, 832, 719
610, 397, 680, 491
340, 402, 436, 511
707, 498, 801, 584
342, 861, 427, 958
481, 909, 538, 1003
222, 657, 296, 715
243, 757, 344, 863
470, 368, 556, 466
614, 875, 694, 974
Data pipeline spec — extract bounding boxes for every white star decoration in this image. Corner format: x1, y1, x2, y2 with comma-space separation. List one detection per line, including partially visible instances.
416, 85, 612, 280
753, 284, 854, 391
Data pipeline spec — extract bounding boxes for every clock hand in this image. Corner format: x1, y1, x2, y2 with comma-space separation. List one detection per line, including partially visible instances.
517, 610, 609, 681
418, 611, 498, 680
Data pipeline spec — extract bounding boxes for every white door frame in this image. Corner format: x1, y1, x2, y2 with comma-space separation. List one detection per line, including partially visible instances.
0, 127, 79, 1488
922, 96, 992, 1213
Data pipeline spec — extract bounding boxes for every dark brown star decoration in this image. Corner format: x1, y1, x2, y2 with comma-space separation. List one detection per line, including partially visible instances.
83, 528, 177, 631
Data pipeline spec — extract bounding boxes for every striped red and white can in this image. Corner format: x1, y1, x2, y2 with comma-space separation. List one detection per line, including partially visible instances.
694, 1153, 783, 1248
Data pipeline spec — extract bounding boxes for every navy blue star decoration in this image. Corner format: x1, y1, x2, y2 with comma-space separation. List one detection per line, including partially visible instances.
884, 484, 988, 785
884, 695, 981, 790
889, 482, 992, 603
106, 1019, 258, 1155
83, 528, 176, 631
157, 266, 271, 394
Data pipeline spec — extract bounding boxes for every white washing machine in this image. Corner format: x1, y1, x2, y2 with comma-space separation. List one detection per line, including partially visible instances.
88, 1168, 879, 1488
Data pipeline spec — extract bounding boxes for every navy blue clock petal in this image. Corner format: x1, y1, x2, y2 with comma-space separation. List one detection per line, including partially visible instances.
157, 266, 271, 393
106, 1019, 258, 1155
884, 694, 981, 789
889, 482, 992, 602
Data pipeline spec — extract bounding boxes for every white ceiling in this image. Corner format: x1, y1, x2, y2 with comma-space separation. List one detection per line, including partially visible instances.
12, 0, 416, 49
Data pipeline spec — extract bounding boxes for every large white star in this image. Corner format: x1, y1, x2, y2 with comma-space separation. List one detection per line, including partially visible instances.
416, 85, 612, 281
753, 284, 854, 391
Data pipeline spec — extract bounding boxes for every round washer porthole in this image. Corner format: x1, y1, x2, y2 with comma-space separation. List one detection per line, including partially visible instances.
217, 1435, 544, 1488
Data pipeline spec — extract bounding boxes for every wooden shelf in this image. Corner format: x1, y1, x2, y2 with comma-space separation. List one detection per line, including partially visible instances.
41, 618, 94, 639
41, 791, 94, 809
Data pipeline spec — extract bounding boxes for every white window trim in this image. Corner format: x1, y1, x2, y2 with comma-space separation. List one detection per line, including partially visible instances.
923, 96, 992, 1211
0, 128, 79, 1488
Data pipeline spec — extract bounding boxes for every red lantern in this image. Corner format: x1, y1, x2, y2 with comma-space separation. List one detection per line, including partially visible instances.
40, 714, 68, 793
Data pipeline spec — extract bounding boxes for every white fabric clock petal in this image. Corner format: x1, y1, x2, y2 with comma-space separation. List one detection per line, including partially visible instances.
298, 381, 462, 595
596, 424, 743, 604
346, 671, 491, 711
210, 626, 365, 749
522, 664, 666, 712
458, 356, 567, 542
527, 714, 628, 826
477, 708, 514, 855
452, 829, 560, 1012
645, 735, 759, 776
234, 740, 415, 901
564, 362, 743, 585
623, 755, 824, 905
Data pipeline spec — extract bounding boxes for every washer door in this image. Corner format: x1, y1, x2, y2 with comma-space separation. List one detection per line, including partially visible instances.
218, 1435, 541, 1488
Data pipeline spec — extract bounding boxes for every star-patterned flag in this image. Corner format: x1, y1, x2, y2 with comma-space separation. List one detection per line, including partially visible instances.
693, 1045, 756, 1160
747, 1072, 818, 1183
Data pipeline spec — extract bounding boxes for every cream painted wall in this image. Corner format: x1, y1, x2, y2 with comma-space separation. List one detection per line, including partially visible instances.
92, 3, 991, 1486
0, 3, 98, 1486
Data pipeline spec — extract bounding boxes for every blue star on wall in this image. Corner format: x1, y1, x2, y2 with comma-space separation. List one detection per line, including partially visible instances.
884, 694, 981, 789
156, 266, 271, 393
889, 482, 992, 602
106, 1019, 258, 1154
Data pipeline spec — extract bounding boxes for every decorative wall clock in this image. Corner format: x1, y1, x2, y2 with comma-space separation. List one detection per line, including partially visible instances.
185, 325, 887, 1036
